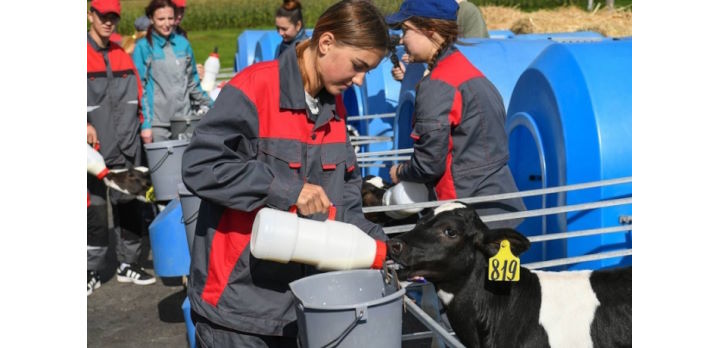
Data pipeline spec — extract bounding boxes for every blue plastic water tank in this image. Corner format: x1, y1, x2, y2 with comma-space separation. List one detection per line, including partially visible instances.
457, 39, 557, 110
254, 31, 283, 64
506, 39, 632, 270
182, 297, 196, 348
148, 198, 191, 277
234, 30, 269, 72
513, 31, 604, 41
488, 29, 515, 39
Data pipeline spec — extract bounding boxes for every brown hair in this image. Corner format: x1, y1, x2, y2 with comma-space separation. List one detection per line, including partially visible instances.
295, 0, 390, 87
144, 0, 177, 46
406, 16, 458, 71
121, 31, 147, 54
276, 0, 303, 26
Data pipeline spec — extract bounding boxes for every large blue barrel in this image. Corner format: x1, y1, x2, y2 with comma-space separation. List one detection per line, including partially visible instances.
254, 31, 283, 64
234, 30, 269, 72
358, 55, 403, 179
514, 31, 604, 41
457, 39, 557, 110
506, 39, 632, 270
148, 198, 191, 277
488, 29, 515, 39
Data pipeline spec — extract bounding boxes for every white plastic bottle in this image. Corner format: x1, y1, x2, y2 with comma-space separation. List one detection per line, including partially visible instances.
200, 47, 220, 92
382, 181, 429, 219
251, 207, 387, 271
87, 144, 109, 179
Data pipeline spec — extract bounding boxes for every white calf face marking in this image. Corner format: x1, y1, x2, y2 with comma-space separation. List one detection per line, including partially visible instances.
437, 289, 455, 306
532, 270, 600, 348
433, 202, 468, 216
366, 176, 385, 189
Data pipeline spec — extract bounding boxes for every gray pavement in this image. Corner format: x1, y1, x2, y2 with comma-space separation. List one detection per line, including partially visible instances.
87, 236, 190, 348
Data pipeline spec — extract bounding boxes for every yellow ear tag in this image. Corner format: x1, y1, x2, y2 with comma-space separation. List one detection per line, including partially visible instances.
145, 186, 156, 203
488, 240, 520, 282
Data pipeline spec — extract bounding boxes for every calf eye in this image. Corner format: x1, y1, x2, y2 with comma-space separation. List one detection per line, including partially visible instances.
443, 228, 458, 238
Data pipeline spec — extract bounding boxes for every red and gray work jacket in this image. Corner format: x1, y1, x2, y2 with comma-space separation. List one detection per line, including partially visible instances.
87, 34, 143, 168
397, 46, 526, 227
181, 45, 386, 336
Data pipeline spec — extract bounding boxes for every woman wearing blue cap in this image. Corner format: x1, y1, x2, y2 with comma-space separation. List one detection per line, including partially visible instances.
387, 0, 526, 229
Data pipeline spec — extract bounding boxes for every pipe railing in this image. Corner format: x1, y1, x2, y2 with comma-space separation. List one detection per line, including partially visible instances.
356, 148, 414, 157
380, 197, 631, 234
356, 156, 411, 162
347, 113, 396, 121
363, 176, 631, 214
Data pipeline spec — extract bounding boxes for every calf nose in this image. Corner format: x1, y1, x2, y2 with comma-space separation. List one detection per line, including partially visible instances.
388, 240, 404, 256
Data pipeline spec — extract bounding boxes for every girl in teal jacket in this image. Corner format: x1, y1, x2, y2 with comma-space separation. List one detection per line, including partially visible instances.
132, 0, 211, 142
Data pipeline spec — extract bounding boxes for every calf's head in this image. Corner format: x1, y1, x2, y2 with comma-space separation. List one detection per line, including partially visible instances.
388, 202, 530, 284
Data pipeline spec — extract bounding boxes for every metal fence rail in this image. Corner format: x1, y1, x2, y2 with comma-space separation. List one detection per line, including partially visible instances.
363, 176, 631, 214
403, 297, 466, 348
356, 148, 414, 157
380, 197, 632, 234
347, 113, 396, 121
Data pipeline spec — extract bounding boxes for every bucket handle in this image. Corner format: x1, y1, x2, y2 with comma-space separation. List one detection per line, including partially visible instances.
320, 305, 367, 348
289, 205, 336, 220
148, 146, 174, 174
181, 210, 199, 225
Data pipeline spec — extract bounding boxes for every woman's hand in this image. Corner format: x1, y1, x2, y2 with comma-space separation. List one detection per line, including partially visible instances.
87, 123, 99, 149
141, 129, 153, 144
391, 62, 406, 82
390, 163, 402, 184
295, 183, 332, 216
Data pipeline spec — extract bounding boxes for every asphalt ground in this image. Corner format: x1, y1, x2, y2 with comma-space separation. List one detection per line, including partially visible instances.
87, 235, 190, 348
87, 236, 443, 348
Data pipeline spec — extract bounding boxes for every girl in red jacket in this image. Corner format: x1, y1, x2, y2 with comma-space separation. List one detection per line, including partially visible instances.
387, 0, 526, 229
181, 1, 389, 346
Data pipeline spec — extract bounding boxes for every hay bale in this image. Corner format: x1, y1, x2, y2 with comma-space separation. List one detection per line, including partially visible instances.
479, 5, 632, 37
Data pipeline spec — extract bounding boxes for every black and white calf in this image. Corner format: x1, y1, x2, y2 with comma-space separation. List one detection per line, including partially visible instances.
388, 202, 631, 348
361, 175, 420, 226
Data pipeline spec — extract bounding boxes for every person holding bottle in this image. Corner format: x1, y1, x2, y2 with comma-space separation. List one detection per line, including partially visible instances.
387, 0, 526, 229
181, 1, 389, 346
87, 0, 156, 295
132, 0, 211, 142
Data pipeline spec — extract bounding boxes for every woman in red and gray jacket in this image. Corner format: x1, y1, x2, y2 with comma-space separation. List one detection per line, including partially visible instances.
388, 0, 526, 229
181, 1, 389, 346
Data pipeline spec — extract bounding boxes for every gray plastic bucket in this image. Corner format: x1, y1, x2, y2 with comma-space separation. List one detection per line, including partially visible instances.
144, 139, 189, 201
178, 183, 201, 252
289, 269, 405, 348
170, 115, 202, 140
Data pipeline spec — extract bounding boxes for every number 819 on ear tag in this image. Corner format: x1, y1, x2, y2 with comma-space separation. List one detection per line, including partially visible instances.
488, 240, 520, 282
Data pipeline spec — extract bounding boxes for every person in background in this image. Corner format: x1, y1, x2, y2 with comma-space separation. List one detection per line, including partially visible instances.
386, 0, 526, 229
171, 0, 187, 37
274, 0, 309, 58
181, 0, 389, 346
390, 0, 489, 82
87, 0, 156, 296
121, 15, 151, 55
456, 0, 489, 38
132, 0, 211, 143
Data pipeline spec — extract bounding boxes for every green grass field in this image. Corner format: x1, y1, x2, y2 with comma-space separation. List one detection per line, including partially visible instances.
187, 28, 259, 69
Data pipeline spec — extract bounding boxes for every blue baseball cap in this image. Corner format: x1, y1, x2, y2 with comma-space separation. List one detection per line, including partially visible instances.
386, 0, 459, 26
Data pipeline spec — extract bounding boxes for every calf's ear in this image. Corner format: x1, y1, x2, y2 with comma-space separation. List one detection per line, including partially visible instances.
476, 228, 530, 258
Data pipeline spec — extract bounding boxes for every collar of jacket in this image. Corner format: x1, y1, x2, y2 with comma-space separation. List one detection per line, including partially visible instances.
435, 44, 458, 66
87, 33, 109, 52
150, 30, 175, 47
277, 41, 341, 131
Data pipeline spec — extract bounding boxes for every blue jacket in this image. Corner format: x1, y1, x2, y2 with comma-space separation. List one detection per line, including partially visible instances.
132, 31, 211, 129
